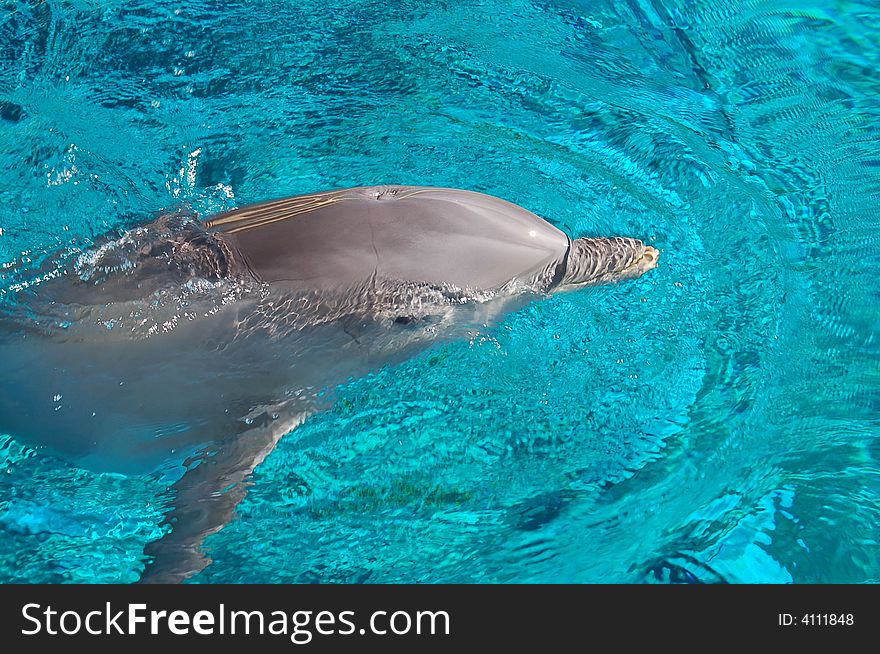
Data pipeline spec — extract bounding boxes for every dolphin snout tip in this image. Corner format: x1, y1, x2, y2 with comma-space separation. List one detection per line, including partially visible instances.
641, 245, 659, 270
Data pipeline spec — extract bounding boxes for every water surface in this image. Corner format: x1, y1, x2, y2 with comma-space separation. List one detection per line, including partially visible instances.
0, 0, 878, 583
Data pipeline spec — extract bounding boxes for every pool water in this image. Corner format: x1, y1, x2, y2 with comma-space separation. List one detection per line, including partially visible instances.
1, 0, 878, 583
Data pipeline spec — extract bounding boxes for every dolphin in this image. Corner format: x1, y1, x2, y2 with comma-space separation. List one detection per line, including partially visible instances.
0, 185, 658, 582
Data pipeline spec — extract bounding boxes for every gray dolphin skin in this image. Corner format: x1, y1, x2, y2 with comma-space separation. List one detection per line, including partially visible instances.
0, 185, 658, 583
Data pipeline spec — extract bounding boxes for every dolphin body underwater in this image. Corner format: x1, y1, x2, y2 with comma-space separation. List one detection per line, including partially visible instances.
0, 185, 658, 582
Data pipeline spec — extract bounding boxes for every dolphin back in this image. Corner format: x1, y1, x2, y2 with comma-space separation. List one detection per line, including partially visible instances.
208, 186, 571, 295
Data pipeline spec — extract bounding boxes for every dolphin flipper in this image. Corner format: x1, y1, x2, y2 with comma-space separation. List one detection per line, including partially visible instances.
138, 406, 312, 584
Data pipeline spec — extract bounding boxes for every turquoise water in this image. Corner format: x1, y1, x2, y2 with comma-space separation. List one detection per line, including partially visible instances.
1, 0, 878, 583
